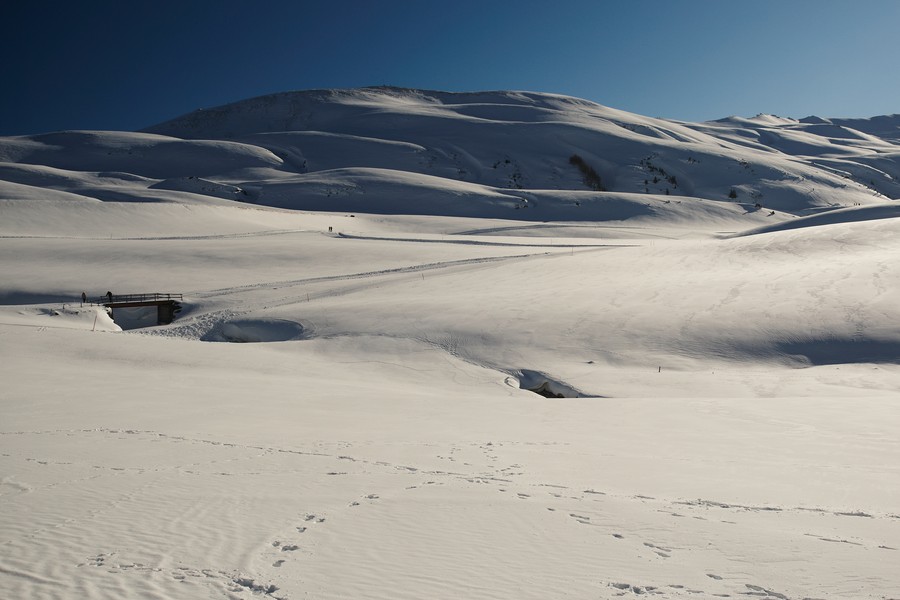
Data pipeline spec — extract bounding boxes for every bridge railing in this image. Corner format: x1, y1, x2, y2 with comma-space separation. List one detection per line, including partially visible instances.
92, 293, 184, 304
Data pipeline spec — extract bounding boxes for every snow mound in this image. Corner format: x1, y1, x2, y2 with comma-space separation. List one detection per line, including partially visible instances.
0, 305, 120, 332
0, 130, 283, 178
250, 167, 525, 217
799, 115, 832, 125
778, 338, 900, 366
150, 176, 247, 200
735, 202, 900, 236
207, 318, 305, 343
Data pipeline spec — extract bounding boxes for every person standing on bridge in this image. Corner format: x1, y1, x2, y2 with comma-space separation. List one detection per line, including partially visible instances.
81, 292, 87, 306
106, 291, 113, 303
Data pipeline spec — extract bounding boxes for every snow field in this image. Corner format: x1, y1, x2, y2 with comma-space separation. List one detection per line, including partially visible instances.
2, 87, 900, 599
3, 202, 900, 599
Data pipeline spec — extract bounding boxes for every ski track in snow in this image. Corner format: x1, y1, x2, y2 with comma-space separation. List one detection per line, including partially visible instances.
196, 252, 552, 298
139, 252, 562, 340
0, 229, 308, 241
336, 232, 624, 248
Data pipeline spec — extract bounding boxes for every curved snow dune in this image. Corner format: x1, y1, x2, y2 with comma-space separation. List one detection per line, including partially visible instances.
691, 118, 896, 157
818, 113, 900, 144
0, 179, 102, 204
235, 131, 429, 174
246, 166, 790, 228
0, 162, 154, 190
252, 167, 524, 217
0, 199, 318, 238
733, 202, 900, 237
0, 130, 283, 178
0, 163, 251, 207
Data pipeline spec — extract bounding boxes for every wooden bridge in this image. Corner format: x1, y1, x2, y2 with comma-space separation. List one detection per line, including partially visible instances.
89, 293, 183, 326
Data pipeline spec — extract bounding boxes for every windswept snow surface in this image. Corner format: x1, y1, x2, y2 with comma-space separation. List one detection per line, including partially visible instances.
2, 88, 900, 599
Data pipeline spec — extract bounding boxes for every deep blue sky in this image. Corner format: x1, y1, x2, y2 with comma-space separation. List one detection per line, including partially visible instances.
3, 0, 898, 135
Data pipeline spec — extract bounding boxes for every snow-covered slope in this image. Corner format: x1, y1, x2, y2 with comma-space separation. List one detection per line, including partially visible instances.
139, 87, 898, 213
2, 88, 900, 600
1, 86, 896, 223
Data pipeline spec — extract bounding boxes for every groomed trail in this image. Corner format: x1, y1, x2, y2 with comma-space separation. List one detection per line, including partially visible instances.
336, 232, 625, 248
148, 250, 569, 340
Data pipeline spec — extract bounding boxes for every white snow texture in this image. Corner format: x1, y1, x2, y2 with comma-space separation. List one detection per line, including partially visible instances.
2, 87, 899, 600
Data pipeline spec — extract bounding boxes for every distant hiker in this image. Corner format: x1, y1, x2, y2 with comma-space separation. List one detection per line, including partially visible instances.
81, 292, 87, 306
106, 291, 113, 303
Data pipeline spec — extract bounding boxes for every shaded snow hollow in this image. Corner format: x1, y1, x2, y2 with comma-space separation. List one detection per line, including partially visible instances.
513, 369, 591, 398
204, 318, 305, 343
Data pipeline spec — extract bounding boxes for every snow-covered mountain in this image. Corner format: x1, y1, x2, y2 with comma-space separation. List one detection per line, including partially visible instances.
2, 87, 898, 223
2, 89, 900, 600
136, 88, 900, 209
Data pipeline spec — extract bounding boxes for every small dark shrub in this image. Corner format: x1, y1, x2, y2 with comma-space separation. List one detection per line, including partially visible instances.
569, 154, 605, 191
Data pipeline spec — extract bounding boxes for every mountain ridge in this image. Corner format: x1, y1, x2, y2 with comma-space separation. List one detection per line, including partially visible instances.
2, 87, 897, 223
